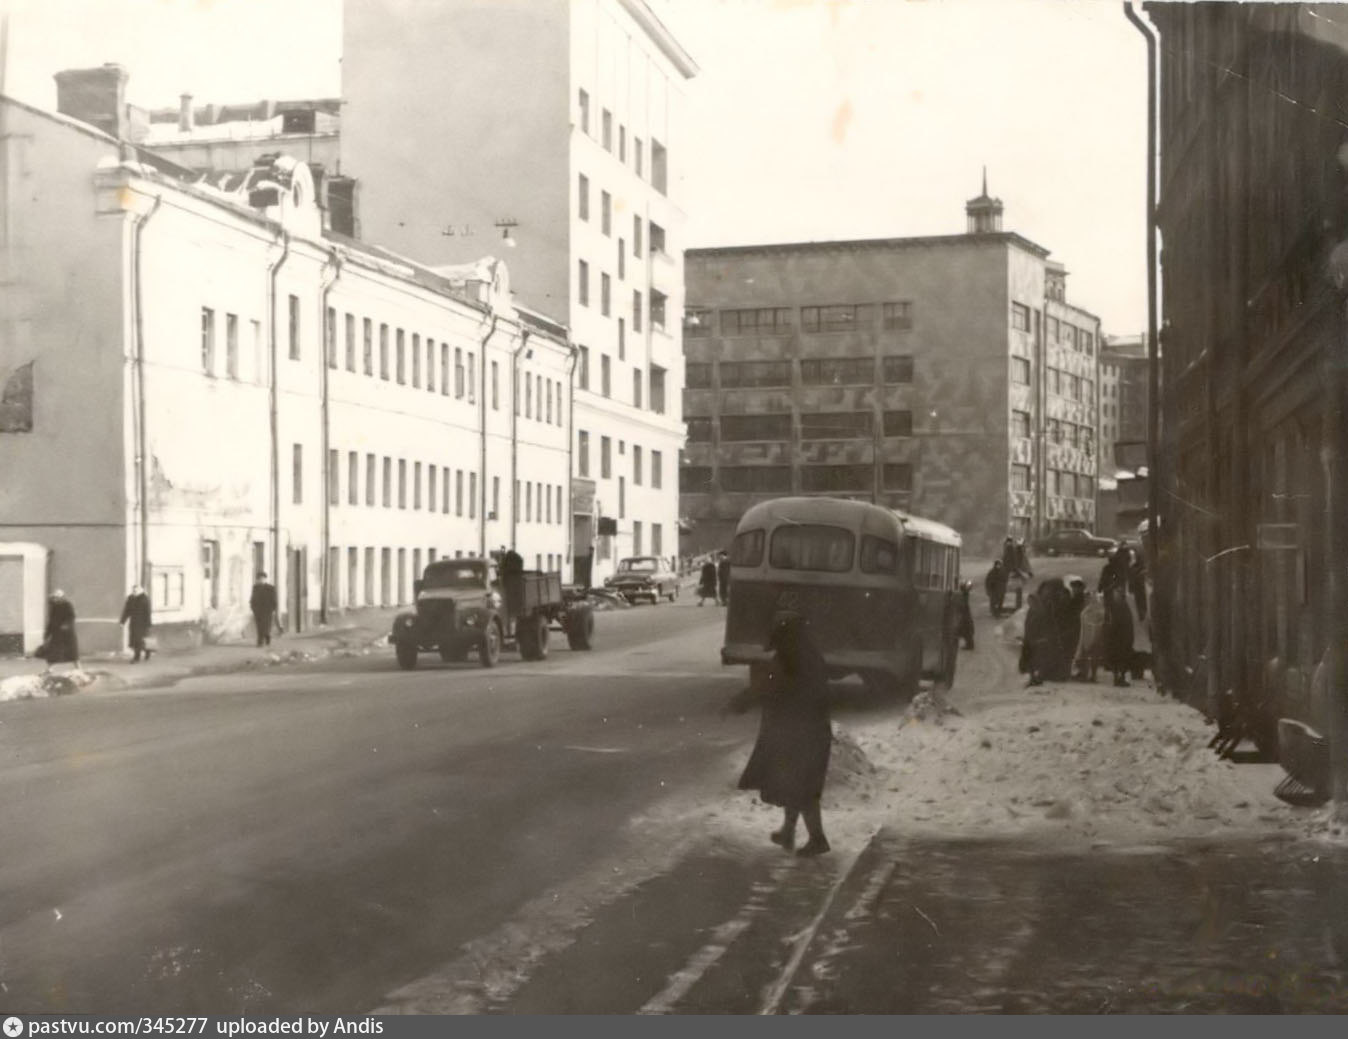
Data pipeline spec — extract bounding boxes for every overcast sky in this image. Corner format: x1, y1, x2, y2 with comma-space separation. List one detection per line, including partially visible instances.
1, 0, 1147, 333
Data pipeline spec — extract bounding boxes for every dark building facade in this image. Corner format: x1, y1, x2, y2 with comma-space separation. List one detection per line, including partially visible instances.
680, 190, 1104, 561
1148, 2, 1348, 749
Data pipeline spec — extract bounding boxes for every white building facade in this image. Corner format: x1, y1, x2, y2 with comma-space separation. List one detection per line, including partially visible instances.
0, 94, 569, 652
341, 0, 696, 585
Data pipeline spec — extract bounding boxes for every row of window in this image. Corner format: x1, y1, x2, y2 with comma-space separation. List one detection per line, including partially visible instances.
1009, 412, 1096, 453
577, 259, 667, 332
679, 464, 913, 494
629, 520, 665, 559
328, 545, 565, 611
685, 355, 914, 390
1009, 464, 1096, 499
684, 302, 914, 338
574, 346, 669, 413
1010, 303, 1097, 355
728, 525, 956, 589
578, 177, 668, 257
685, 410, 915, 442
575, 430, 664, 489
576, 88, 668, 193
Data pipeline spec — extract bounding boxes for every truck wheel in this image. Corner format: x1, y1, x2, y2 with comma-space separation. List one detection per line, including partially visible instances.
530, 615, 550, 660
565, 605, 595, 650
478, 621, 502, 668
395, 641, 418, 670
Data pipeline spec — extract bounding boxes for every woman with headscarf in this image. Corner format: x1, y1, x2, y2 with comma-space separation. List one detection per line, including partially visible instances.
729, 612, 833, 856
1102, 585, 1135, 687
42, 589, 80, 670
119, 584, 153, 662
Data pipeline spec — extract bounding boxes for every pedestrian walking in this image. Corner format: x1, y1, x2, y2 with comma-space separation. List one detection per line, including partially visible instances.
717, 550, 731, 606
119, 584, 153, 662
728, 612, 832, 857
249, 572, 278, 647
697, 558, 718, 606
40, 589, 80, 670
985, 560, 1008, 617
1103, 586, 1135, 687
956, 580, 976, 650
1098, 544, 1132, 598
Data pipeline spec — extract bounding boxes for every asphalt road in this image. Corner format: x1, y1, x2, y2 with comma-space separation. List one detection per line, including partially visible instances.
0, 598, 747, 1014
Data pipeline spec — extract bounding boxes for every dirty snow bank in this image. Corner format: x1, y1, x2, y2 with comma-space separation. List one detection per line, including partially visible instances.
0, 668, 110, 702
649, 682, 1301, 850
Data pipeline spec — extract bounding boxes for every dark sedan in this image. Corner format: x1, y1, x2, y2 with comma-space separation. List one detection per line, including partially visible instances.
1031, 528, 1117, 557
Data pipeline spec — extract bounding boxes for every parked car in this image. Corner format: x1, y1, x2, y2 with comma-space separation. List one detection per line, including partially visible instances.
605, 556, 679, 604
1030, 528, 1118, 557
389, 558, 594, 669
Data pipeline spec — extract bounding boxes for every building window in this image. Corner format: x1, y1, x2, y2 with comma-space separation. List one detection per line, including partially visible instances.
398, 459, 407, 509
455, 348, 465, 398
650, 365, 666, 415
601, 273, 611, 316
633, 368, 643, 409
685, 363, 712, 389
651, 450, 663, 489
379, 323, 389, 379
427, 337, 436, 391
441, 343, 449, 394
201, 307, 215, 374
720, 308, 791, 336
619, 125, 626, 162
292, 443, 303, 504
632, 520, 643, 555
578, 259, 590, 306
602, 108, 612, 150
882, 301, 913, 330
345, 314, 356, 371
413, 461, 422, 509
396, 329, 406, 384
442, 466, 450, 512
721, 414, 792, 441
651, 138, 667, 194
492, 476, 500, 519
618, 318, 626, 360
578, 173, 589, 220
601, 190, 611, 236
883, 410, 913, 437
601, 354, 611, 397
152, 566, 185, 611
618, 476, 625, 518
635, 137, 643, 177
348, 451, 359, 505
456, 470, 464, 516
618, 238, 626, 280
601, 435, 612, 479
329, 449, 340, 505
800, 358, 872, 386
686, 417, 712, 441
366, 454, 376, 506
382, 457, 392, 507
800, 465, 871, 493
578, 88, 590, 133
633, 216, 642, 257
801, 304, 874, 333
1012, 410, 1031, 438
578, 345, 590, 390
1011, 357, 1031, 385
649, 222, 666, 256
680, 466, 712, 493
578, 430, 590, 477
525, 372, 533, 419
225, 313, 239, 378
1011, 303, 1031, 332
546, 379, 553, 424
801, 411, 871, 439
721, 466, 793, 493
525, 481, 532, 523
882, 355, 914, 383
650, 290, 667, 333
684, 308, 714, 338
325, 307, 337, 368
882, 464, 913, 491
1011, 464, 1030, 492
633, 445, 643, 485
721, 360, 792, 387
470, 472, 477, 519
633, 290, 643, 332
288, 295, 300, 359
363, 318, 373, 375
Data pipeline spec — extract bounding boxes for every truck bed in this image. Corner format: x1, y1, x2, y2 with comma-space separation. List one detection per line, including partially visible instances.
503, 570, 563, 616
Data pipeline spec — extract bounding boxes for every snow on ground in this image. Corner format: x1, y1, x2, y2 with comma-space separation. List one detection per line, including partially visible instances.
0, 668, 108, 701
647, 679, 1303, 853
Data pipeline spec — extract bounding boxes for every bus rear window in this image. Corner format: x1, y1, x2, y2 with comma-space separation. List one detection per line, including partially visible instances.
730, 529, 765, 566
769, 525, 855, 572
859, 535, 898, 574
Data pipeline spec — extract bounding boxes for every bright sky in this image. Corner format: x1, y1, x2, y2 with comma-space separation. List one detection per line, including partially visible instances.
0, 0, 1147, 333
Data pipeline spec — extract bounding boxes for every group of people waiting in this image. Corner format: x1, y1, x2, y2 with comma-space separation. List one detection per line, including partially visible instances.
1012, 544, 1149, 688
984, 536, 1034, 616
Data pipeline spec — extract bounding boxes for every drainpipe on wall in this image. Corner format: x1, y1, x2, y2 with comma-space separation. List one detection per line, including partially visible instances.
510, 329, 532, 553
478, 313, 499, 558
266, 231, 291, 606
566, 343, 580, 580
130, 192, 163, 589
317, 248, 341, 624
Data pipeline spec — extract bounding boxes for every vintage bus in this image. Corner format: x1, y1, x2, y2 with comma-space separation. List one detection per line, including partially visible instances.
721, 496, 963, 695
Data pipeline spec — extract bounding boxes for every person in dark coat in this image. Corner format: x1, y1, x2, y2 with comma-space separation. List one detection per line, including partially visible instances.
249, 572, 278, 647
730, 613, 833, 857
42, 589, 80, 669
697, 559, 718, 606
1020, 579, 1075, 683
716, 551, 731, 606
1128, 552, 1149, 623
119, 584, 153, 662
1099, 545, 1132, 598
985, 560, 1008, 617
1102, 586, 1135, 687
956, 580, 976, 650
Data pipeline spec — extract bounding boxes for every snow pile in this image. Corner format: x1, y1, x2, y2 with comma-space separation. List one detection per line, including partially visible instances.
0, 668, 106, 701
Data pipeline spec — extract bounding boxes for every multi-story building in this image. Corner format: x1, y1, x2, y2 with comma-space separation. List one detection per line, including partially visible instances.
681, 186, 1102, 560
340, 0, 697, 584
1098, 333, 1149, 473
0, 89, 569, 654
1145, 2, 1348, 748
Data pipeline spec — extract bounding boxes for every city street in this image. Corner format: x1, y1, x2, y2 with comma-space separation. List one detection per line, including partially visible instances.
3, 560, 1345, 1014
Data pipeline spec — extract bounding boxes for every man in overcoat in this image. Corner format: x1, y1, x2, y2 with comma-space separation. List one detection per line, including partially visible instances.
119, 585, 153, 662
250, 572, 279, 647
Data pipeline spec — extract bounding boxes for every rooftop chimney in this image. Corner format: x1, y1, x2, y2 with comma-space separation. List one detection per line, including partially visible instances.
178, 93, 194, 132
53, 63, 130, 140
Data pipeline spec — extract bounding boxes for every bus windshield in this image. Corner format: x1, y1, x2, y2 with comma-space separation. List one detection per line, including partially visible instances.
768, 524, 855, 572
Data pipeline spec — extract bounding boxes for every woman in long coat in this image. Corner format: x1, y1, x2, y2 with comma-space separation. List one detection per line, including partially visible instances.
119, 585, 153, 662
731, 613, 833, 856
697, 559, 718, 605
1102, 586, 1135, 687
43, 589, 80, 668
